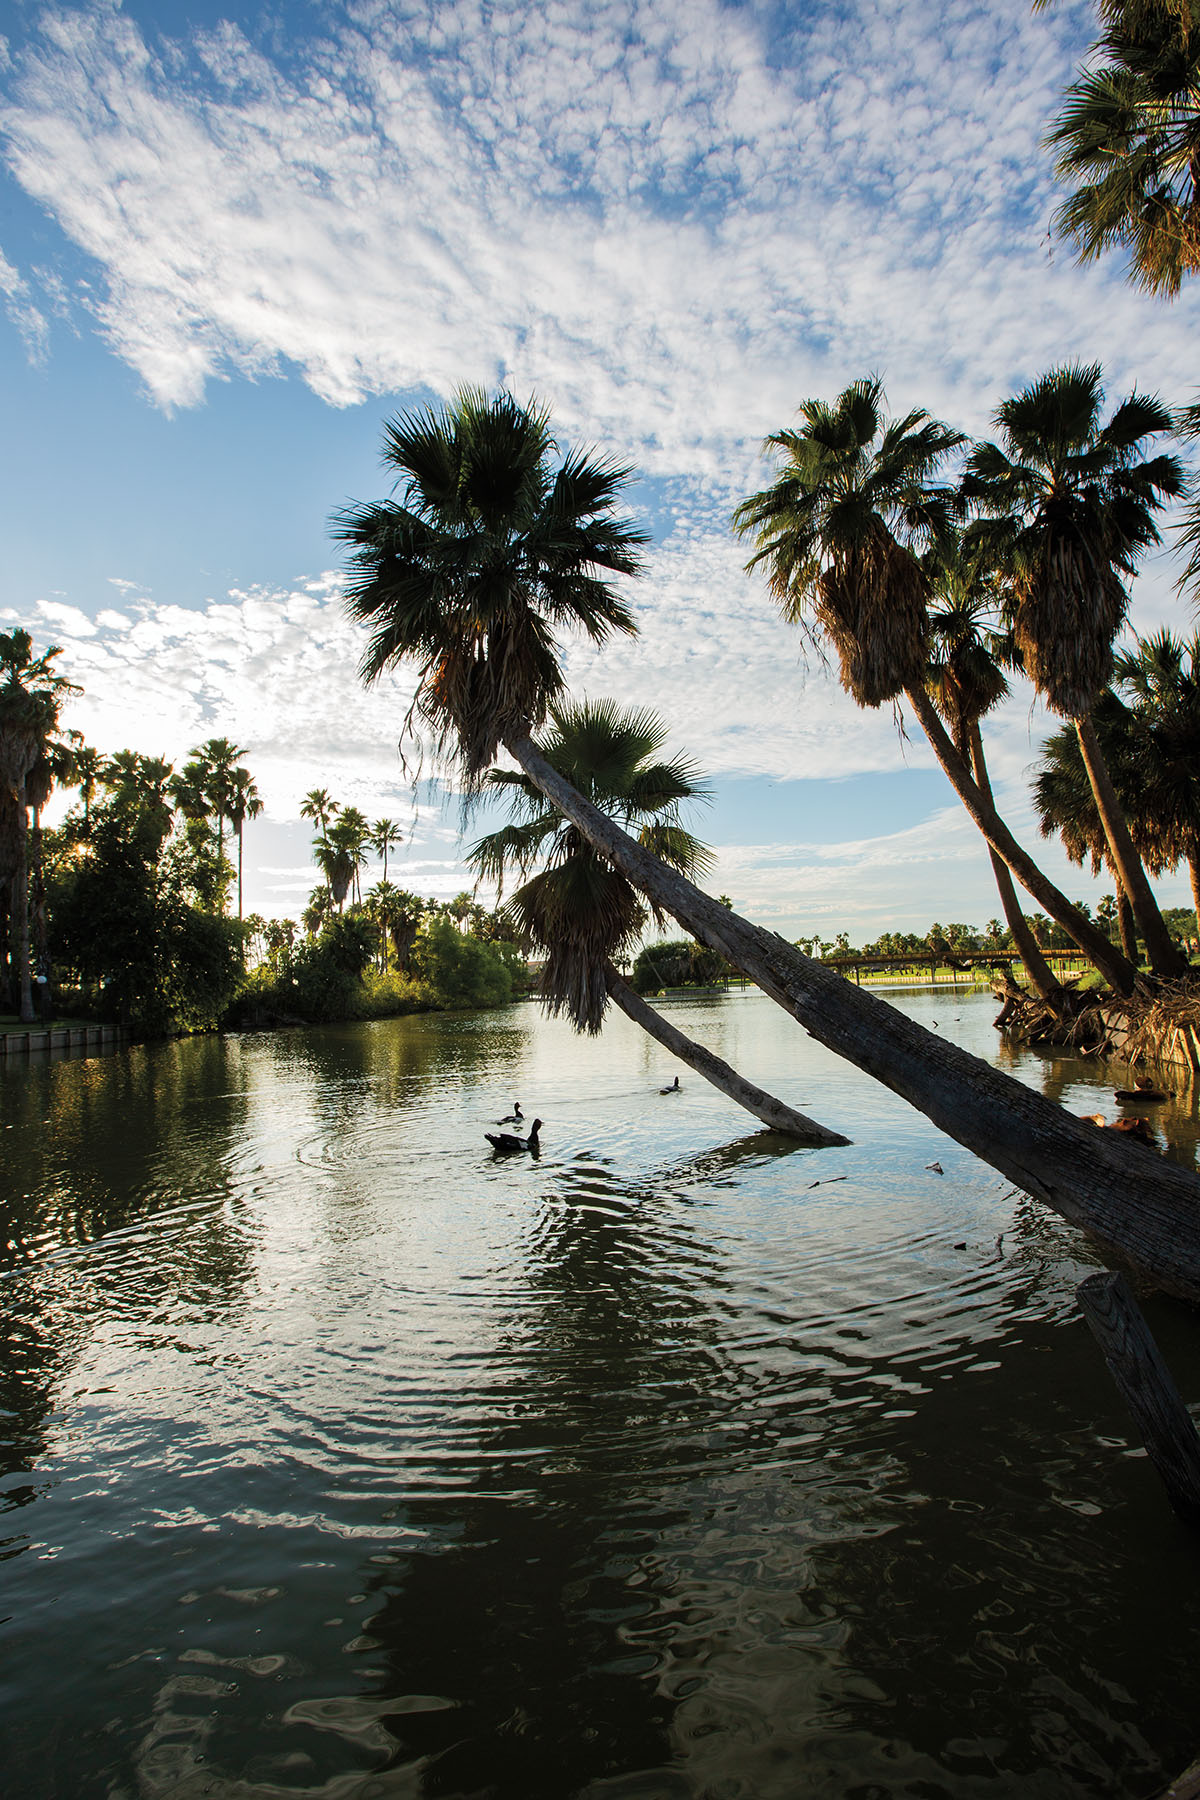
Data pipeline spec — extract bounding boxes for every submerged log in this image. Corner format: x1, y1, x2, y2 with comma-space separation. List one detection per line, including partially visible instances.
509, 729, 1200, 1300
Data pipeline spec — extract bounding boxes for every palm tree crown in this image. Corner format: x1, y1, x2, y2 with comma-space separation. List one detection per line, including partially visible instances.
469, 698, 712, 1033
965, 362, 1184, 719
1043, 0, 1200, 296
335, 388, 647, 782
732, 378, 963, 707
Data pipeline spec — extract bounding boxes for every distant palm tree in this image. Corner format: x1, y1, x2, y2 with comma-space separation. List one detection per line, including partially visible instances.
1041, 0, 1200, 295
0, 628, 79, 1020
469, 698, 845, 1142
301, 788, 339, 902
72, 742, 105, 828
966, 362, 1186, 976
734, 376, 1135, 993
111, 752, 176, 845
332, 807, 371, 905
227, 766, 263, 920
371, 817, 401, 885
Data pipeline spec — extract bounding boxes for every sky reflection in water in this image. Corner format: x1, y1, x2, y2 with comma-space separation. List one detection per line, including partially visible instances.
3, 988, 1200, 1799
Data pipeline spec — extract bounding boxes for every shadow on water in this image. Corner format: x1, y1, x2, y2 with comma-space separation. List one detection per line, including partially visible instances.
353, 1173, 733, 1797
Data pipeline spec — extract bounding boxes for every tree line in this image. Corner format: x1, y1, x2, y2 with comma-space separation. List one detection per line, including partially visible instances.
0, 642, 525, 1032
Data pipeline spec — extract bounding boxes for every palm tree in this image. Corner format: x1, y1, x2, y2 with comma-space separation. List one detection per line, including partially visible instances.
194, 737, 242, 892
1041, 0, 1200, 296
336, 386, 646, 783
1113, 627, 1200, 921
924, 538, 1063, 1001
331, 806, 370, 906
371, 817, 401, 885
965, 362, 1186, 976
341, 387, 1200, 1299
733, 377, 1136, 994
111, 752, 176, 846
300, 788, 339, 903
72, 742, 105, 829
226, 765, 263, 920
470, 699, 845, 1142
0, 629, 79, 1021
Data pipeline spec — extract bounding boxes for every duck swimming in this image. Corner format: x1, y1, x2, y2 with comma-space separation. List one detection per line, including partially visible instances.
660, 1075, 680, 1094
485, 1118, 542, 1155
497, 1101, 524, 1123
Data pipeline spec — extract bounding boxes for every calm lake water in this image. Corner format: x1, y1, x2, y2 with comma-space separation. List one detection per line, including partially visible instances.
4, 987, 1200, 1800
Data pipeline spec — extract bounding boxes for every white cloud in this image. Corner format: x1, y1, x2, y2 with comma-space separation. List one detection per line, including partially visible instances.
3, 0, 1198, 931
3, 0, 1197, 459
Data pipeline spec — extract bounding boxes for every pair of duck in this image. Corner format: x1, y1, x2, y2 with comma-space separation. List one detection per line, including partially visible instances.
485, 1075, 680, 1153
486, 1101, 541, 1154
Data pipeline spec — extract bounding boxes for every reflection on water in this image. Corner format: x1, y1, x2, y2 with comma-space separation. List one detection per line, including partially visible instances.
3, 990, 1200, 1798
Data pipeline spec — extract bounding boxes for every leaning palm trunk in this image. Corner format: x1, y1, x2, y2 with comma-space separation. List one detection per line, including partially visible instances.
1114, 878, 1138, 965
1074, 711, 1185, 977
1189, 856, 1200, 941
505, 727, 1200, 1300
903, 687, 1137, 995
603, 963, 847, 1146
967, 724, 1062, 1003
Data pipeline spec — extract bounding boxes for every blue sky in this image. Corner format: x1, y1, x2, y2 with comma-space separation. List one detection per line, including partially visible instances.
3, 0, 1199, 938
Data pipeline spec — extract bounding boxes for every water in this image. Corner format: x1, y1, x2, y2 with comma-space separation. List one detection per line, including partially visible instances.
3, 988, 1200, 1799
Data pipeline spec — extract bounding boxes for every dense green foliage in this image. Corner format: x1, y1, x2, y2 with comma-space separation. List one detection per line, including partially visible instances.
48, 793, 244, 1034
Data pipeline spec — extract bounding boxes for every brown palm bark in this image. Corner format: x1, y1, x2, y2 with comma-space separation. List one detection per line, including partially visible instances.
506, 726, 1200, 1300
966, 723, 1062, 1002
1074, 710, 1186, 976
903, 686, 1137, 995
1116, 882, 1139, 965
603, 963, 847, 1145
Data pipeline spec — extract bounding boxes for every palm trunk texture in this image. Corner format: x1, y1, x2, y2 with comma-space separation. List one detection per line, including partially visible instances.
1116, 883, 1139, 965
903, 687, 1137, 995
603, 964, 848, 1145
506, 728, 1200, 1300
1074, 711, 1185, 978
966, 725, 1062, 1003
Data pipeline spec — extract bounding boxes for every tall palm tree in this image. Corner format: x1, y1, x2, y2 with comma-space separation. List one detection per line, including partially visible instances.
470, 699, 845, 1142
340, 387, 1200, 1298
923, 539, 1063, 1001
227, 766, 263, 921
1041, 0, 1200, 296
733, 377, 1136, 994
371, 818, 401, 885
965, 362, 1186, 976
194, 737, 242, 891
0, 629, 78, 1021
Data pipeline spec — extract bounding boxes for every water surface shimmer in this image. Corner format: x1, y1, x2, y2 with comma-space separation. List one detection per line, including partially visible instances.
3, 989, 1200, 1798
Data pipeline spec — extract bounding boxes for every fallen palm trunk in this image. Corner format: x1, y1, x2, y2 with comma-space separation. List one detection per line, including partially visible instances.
603, 963, 847, 1146
508, 729, 1200, 1301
